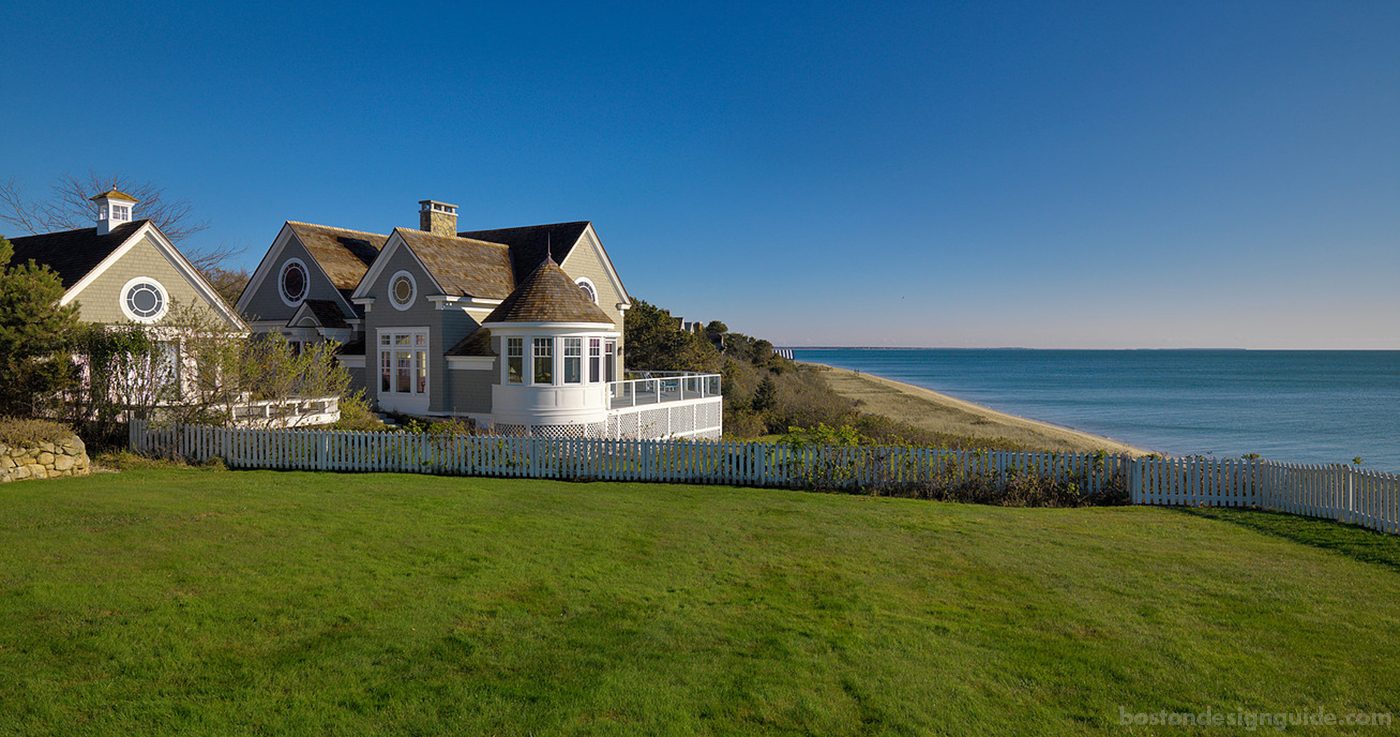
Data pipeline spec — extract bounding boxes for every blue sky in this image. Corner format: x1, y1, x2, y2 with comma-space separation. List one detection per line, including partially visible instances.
3, 1, 1397, 348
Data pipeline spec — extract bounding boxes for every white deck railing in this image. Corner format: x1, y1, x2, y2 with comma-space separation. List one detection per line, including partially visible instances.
607, 372, 722, 409
229, 396, 341, 428
604, 372, 723, 439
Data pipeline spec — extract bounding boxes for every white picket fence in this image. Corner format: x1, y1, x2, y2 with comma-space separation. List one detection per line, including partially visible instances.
1128, 456, 1400, 534
129, 421, 1400, 535
129, 420, 1126, 491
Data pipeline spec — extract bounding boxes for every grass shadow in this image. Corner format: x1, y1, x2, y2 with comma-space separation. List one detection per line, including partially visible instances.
1177, 506, 1400, 574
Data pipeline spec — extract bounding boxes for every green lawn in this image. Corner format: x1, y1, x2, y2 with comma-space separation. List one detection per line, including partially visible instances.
2, 469, 1398, 735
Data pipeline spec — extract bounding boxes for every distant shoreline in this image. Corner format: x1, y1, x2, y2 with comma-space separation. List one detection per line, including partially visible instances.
803, 362, 1148, 456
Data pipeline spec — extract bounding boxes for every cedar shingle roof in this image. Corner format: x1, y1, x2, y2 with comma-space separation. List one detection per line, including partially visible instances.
457, 222, 590, 285
445, 328, 497, 357
90, 189, 138, 202
5, 220, 148, 288
393, 228, 516, 299
286, 222, 387, 294
483, 259, 614, 325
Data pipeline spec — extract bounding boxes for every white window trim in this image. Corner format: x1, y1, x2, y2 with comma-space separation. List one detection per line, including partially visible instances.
278, 258, 309, 308
389, 270, 417, 312
447, 356, 495, 371
119, 276, 169, 323
505, 337, 524, 385
376, 327, 430, 396
496, 332, 617, 387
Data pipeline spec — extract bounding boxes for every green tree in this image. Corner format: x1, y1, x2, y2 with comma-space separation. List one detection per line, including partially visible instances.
623, 299, 722, 373
0, 237, 81, 416
752, 375, 778, 412
64, 302, 353, 433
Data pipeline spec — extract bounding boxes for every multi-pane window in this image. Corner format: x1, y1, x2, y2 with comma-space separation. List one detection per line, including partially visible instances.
563, 338, 582, 384
507, 338, 524, 384
533, 338, 553, 384
124, 281, 165, 320
378, 330, 428, 395
605, 341, 616, 382
589, 339, 601, 383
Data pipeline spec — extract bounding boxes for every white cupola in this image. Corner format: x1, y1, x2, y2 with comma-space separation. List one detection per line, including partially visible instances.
90, 189, 139, 235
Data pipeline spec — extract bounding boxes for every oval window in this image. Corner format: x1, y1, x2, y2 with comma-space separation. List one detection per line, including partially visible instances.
389, 271, 416, 311
280, 260, 308, 305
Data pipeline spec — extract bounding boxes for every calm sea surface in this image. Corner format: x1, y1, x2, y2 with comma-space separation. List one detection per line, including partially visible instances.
791, 348, 1400, 471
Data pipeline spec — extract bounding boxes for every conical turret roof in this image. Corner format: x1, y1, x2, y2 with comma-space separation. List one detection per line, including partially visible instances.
482, 258, 614, 325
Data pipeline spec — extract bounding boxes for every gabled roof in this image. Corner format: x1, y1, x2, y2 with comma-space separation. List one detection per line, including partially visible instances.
5, 221, 149, 288
289, 298, 350, 330
445, 327, 497, 357
393, 228, 516, 299
483, 259, 614, 325
457, 222, 590, 285
285, 222, 387, 292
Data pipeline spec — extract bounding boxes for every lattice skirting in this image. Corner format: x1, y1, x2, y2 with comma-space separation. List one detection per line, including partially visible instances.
606, 400, 723, 440
491, 421, 607, 439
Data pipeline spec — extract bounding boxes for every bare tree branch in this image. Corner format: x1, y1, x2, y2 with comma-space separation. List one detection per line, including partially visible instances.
0, 172, 244, 275
0, 178, 43, 236
0, 172, 211, 242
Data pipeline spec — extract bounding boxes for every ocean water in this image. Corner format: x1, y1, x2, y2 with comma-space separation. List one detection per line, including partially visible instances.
791, 348, 1400, 471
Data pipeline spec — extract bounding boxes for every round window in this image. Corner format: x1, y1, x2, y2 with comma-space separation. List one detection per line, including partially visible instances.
120, 277, 168, 323
280, 259, 308, 306
389, 271, 416, 311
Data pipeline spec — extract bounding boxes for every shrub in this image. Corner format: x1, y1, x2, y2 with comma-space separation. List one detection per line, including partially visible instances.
331, 392, 385, 432
0, 416, 72, 446
876, 470, 1130, 508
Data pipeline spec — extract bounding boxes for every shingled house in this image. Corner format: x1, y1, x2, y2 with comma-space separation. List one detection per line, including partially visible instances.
4, 190, 245, 332
4, 192, 350, 426
4, 190, 248, 406
236, 200, 721, 438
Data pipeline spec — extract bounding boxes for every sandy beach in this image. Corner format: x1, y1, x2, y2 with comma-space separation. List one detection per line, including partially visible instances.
807, 363, 1147, 456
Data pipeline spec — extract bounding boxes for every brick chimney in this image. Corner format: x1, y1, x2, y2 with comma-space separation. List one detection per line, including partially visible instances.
419, 200, 458, 237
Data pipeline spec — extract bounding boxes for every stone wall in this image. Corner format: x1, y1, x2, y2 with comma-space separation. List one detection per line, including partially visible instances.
0, 434, 91, 483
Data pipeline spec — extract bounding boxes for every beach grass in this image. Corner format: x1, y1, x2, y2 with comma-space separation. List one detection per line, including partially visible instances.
2, 469, 1397, 735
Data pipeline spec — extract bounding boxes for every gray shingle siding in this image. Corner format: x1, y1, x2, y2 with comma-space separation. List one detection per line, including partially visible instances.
242, 235, 351, 325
